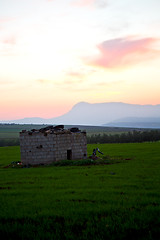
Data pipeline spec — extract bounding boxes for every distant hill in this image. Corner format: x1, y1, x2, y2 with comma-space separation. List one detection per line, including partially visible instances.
105, 117, 160, 128
4, 117, 50, 124
1, 102, 160, 127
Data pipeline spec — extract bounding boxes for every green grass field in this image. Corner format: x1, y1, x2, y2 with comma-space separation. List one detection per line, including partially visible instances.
0, 143, 160, 239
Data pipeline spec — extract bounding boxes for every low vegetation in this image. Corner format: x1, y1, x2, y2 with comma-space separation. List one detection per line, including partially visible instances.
0, 142, 160, 239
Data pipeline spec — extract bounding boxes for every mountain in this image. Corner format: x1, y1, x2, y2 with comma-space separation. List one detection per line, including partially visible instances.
49, 102, 160, 126
1, 102, 160, 127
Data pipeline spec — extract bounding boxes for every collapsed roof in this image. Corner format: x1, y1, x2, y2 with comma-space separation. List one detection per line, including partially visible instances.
20, 125, 86, 135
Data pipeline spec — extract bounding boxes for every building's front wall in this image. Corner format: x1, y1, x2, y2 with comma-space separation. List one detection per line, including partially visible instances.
20, 131, 87, 165
20, 132, 56, 165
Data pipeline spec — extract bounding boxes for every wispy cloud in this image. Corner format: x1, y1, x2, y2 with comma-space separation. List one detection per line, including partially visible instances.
0, 17, 15, 24
64, 67, 96, 79
55, 80, 123, 93
95, 79, 125, 87
2, 35, 16, 45
71, 0, 108, 9
0, 34, 17, 56
0, 17, 16, 30
36, 79, 52, 84
66, 71, 85, 79
0, 80, 14, 85
86, 37, 160, 69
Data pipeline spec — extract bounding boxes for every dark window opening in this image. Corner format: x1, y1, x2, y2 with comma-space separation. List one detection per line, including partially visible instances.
67, 150, 72, 160
36, 145, 43, 149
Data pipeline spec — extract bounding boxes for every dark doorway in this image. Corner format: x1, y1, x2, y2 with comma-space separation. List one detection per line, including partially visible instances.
67, 150, 72, 160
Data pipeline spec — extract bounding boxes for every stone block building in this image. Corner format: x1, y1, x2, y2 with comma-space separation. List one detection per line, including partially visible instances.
19, 125, 87, 165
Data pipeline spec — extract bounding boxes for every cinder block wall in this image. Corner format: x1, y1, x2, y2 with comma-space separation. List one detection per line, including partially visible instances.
20, 131, 87, 165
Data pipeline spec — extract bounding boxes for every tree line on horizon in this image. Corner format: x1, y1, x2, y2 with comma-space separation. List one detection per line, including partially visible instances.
0, 138, 19, 147
0, 130, 160, 147
87, 130, 160, 144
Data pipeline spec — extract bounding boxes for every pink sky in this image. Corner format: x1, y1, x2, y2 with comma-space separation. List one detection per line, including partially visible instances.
0, 0, 160, 120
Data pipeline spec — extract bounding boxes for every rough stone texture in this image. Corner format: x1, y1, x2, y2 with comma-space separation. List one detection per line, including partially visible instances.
20, 130, 87, 165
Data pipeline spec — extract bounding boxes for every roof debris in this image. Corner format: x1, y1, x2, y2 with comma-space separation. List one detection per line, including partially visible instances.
20, 125, 86, 136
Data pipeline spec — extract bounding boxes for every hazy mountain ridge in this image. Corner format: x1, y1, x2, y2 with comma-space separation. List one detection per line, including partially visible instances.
104, 116, 160, 128
1, 102, 160, 127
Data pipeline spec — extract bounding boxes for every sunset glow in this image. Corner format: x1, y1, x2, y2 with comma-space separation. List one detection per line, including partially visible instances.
0, 0, 160, 120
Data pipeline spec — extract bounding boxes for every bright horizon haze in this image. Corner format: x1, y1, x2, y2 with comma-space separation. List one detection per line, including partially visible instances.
0, 0, 160, 120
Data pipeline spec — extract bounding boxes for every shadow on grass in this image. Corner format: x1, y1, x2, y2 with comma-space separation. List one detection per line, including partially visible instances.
0, 212, 160, 240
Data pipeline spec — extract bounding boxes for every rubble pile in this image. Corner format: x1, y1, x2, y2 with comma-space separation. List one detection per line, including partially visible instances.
21, 125, 85, 136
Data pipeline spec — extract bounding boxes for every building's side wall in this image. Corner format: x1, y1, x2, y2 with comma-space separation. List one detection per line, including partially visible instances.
54, 132, 87, 161
20, 131, 87, 165
71, 133, 87, 160
20, 132, 56, 165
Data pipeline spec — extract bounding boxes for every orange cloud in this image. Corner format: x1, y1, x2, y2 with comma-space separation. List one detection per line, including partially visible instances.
0, 80, 14, 85
87, 37, 160, 69
36, 79, 51, 84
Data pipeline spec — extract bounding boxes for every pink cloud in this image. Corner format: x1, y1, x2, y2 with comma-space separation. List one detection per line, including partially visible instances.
0, 35, 17, 56
87, 37, 160, 69
71, 0, 107, 8
72, 0, 95, 7
3, 35, 16, 45
0, 17, 16, 29
0, 17, 15, 23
